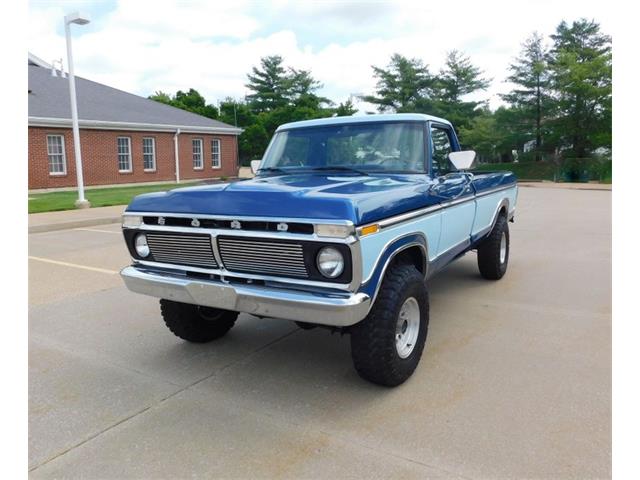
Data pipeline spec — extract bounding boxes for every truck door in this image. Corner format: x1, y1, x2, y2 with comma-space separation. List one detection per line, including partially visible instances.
429, 123, 475, 258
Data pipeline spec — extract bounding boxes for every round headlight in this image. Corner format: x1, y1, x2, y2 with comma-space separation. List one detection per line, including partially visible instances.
135, 234, 150, 258
316, 246, 344, 278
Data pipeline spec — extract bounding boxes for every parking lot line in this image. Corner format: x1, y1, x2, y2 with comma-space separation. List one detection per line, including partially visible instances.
29, 256, 119, 275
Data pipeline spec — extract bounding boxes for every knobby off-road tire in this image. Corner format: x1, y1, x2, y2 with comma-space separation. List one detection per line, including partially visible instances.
160, 299, 238, 343
477, 213, 510, 280
350, 263, 429, 387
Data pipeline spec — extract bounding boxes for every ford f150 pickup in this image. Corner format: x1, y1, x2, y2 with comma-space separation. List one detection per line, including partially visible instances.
121, 113, 517, 386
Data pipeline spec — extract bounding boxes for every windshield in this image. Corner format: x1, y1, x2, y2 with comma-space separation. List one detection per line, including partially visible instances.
259, 121, 426, 174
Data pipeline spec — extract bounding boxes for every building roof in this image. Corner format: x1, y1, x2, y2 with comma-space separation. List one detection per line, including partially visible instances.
277, 113, 452, 131
28, 52, 51, 69
28, 60, 241, 135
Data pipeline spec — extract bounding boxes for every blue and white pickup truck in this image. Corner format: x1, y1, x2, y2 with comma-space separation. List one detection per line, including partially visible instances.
121, 113, 517, 386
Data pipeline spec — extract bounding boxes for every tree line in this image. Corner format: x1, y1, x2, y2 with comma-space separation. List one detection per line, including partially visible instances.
150, 18, 611, 178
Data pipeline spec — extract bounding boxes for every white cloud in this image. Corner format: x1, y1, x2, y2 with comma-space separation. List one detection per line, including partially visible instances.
28, 0, 612, 113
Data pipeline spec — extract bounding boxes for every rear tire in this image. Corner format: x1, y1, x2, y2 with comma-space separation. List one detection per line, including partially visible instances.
160, 299, 238, 343
350, 263, 429, 387
477, 213, 509, 280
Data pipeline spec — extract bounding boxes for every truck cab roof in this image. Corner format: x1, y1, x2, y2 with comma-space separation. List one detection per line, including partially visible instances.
276, 113, 453, 132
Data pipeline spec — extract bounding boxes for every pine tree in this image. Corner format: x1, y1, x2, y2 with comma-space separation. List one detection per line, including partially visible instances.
501, 33, 550, 161
548, 19, 612, 158
361, 54, 434, 112
245, 55, 290, 112
335, 98, 358, 116
433, 50, 490, 131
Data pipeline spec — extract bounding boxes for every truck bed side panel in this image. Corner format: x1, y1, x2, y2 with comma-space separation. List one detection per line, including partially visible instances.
470, 171, 518, 237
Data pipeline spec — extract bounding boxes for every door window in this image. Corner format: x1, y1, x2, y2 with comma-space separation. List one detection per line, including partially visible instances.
430, 126, 453, 176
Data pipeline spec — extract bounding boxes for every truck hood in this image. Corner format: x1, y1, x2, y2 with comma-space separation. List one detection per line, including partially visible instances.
126, 173, 439, 225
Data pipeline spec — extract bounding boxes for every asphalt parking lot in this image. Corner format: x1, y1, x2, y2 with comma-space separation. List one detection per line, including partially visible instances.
28, 186, 611, 479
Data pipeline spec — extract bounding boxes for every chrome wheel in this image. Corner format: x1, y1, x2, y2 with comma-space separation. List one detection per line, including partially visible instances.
395, 297, 420, 359
499, 231, 507, 264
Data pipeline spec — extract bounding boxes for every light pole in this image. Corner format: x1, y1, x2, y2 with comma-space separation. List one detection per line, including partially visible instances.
64, 12, 91, 208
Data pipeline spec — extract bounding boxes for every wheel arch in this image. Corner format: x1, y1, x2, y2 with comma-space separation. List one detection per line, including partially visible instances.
471, 197, 510, 245
359, 232, 429, 311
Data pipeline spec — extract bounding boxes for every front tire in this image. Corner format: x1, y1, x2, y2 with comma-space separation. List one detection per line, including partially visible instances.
477, 214, 510, 280
350, 263, 429, 387
160, 299, 238, 343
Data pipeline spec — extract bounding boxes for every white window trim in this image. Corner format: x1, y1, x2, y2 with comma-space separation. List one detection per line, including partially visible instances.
117, 136, 132, 173
211, 138, 221, 169
143, 137, 156, 172
192, 138, 204, 170
46, 134, 67, 176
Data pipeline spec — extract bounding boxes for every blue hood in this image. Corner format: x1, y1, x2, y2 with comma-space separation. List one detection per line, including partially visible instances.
126, 174, 438, 225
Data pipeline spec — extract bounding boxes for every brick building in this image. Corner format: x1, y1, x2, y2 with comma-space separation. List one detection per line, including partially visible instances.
28, 54, 242, 190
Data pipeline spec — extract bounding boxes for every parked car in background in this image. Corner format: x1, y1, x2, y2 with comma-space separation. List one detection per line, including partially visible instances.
120, 114, 518, 386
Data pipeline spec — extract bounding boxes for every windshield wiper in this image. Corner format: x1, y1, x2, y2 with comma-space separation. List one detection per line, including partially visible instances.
256, 167, 290, 176
304, 166, 370, 176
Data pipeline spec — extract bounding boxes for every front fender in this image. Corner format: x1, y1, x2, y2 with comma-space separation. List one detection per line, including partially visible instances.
358, 233, 428, 304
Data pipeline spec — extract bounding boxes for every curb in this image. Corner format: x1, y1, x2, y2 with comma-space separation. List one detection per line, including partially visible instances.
518, 183, 612, 192
29, 216, 122, 234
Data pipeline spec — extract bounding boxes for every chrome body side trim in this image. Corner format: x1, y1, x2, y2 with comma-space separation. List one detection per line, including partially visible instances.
121, 266, 371, 327
376, 204, 441, 230
474, 184, 515, 198
359, 184, 515, 233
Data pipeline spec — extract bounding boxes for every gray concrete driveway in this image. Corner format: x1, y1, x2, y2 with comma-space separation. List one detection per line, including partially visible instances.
28, 187, 611, 479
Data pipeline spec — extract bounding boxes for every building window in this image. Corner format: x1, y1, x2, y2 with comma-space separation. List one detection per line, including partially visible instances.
192, 138, 203, 169
143, 137, 156, 171
211, 138, 221, 168
117, 137, 132, 172
46, 135, 67, 175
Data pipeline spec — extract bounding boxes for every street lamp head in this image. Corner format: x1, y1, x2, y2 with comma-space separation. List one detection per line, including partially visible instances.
65, 12, 90, 25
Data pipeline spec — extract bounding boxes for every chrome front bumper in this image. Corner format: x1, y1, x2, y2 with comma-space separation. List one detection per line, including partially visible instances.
120, 266, 371, 327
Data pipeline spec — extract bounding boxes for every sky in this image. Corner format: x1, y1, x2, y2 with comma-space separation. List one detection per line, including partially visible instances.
28, 0, 612, 114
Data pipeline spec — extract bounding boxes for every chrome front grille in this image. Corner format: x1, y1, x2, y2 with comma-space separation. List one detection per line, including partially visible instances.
146, 232, 218, 269
218, 237, 309, 278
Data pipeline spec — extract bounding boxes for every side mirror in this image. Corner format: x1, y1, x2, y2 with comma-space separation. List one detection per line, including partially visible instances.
250, 160, 261, 175
448, 150, 476, 171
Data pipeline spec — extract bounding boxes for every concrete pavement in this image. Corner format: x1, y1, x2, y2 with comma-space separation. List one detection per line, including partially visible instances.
28, 186, 611, 478
28, 205, 125, 234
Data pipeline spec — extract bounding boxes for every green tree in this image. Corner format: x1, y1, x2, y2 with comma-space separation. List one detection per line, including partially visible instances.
361, 53, 434, 112
492, 106, 535, 161
432, 50, 490, 131
239, 123, 270, 162
335, 98, 358, 116
148, 88, 218, 119
149, 90, 173, 105
458, 111, 501, 161
218, 97, 256, 127
245, 55, 290, 112
548, 19, 612, 158
287, 68, 332, 110
242, 56, 335, 159
501, 33, 551, 161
